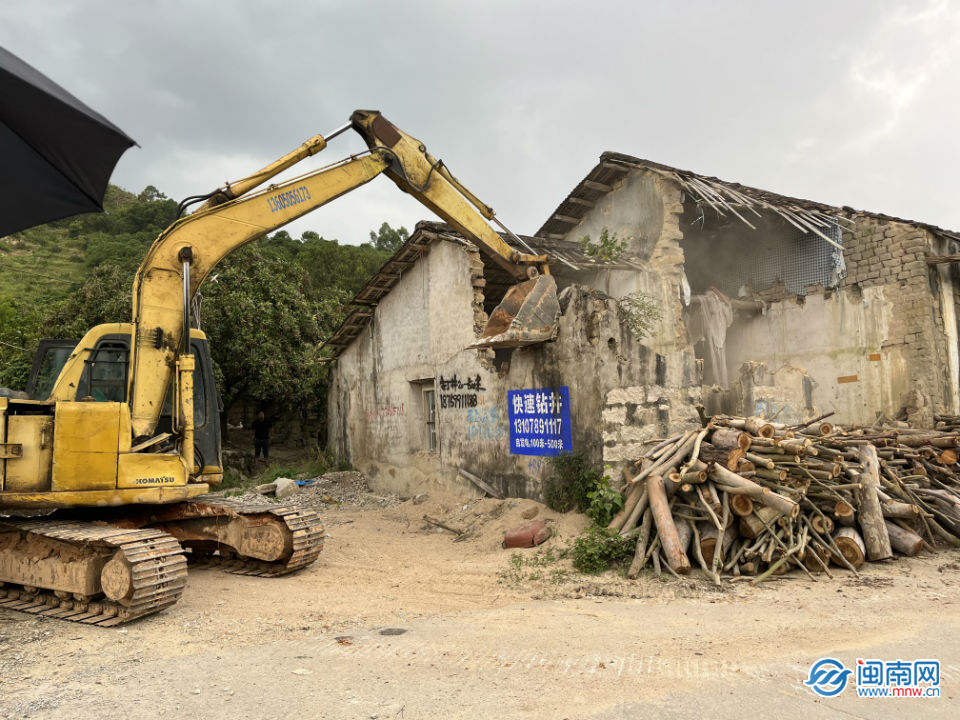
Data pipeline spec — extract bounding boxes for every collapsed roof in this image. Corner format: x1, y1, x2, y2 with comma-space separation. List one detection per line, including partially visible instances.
537, 152, 960, 246
322, 220, 639, 356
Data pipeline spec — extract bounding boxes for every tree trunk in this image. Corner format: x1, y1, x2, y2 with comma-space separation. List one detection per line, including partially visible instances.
730, 494, 755, 517
699, 523, 735, 567
832, 526, 866, 568
647, 474, 691, 575
856, 446, 893, 561
881, 500, 919, 519
738, 505, 783, 539
884, 520, 923, 556
608, 483, 646, 531
711, 427, 752, 451
710, 464, 799, 518
833, 500, 856, 527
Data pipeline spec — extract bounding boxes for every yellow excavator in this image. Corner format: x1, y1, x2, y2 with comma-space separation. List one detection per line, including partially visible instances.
0, 110, 560, 625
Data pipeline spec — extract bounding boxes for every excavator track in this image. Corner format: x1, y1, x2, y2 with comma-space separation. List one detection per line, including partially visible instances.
0, 520, 187, 626
156, 496, 325, 577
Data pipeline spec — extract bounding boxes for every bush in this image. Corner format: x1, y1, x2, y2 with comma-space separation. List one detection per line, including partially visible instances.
585, 469, 624, 527
571, 526, 634, 574
543, 453, 600, 513
618, 291, 662, 339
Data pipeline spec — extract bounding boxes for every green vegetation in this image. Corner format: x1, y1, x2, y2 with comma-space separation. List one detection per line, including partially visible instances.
618, 291, 662, 339
585, 469, 624, 527
0, 183, 405, 424
368, 222, 409, 253
570, 526, 634, 574
219, 448, 352, 495
543, 453, 634, 575
497, 549, 568, 586
578, 227, 627, 263
543, 453, 602, 514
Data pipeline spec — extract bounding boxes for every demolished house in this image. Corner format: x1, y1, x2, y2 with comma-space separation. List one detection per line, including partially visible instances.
324, 153, 960, 499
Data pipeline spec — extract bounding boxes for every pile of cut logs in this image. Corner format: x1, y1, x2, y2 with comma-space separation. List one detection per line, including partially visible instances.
610, 412, 960, 584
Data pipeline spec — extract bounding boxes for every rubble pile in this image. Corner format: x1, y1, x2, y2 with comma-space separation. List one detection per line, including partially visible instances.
233, 471, 402, 511
613, 414, 960, 584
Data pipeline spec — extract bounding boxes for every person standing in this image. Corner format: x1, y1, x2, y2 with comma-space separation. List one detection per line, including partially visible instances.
251, 410, 272, 460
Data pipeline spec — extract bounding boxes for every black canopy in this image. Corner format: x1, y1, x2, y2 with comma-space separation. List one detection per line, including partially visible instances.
0, 47, 137, 237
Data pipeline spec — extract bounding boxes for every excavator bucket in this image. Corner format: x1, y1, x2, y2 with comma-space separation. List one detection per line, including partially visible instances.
471, 275, 561, 349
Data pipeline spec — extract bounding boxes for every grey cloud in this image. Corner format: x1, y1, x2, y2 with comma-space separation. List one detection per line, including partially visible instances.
2, 0, 957, 245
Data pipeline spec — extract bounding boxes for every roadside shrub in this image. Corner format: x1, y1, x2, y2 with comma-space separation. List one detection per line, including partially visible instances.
571, 526, 634, 574
543, 453, 600, 513
585, 469, 623, 527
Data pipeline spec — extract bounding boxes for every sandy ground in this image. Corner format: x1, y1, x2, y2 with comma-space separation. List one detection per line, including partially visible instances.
2, 487, 960, 719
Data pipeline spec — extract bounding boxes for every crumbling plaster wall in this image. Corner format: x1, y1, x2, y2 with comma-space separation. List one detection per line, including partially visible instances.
722, 218, 950, 425
328, 229, 701, 499
552, 168, 701, 462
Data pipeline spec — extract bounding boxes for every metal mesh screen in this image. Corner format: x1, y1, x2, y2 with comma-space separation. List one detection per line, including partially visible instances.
732, 221, 844, 296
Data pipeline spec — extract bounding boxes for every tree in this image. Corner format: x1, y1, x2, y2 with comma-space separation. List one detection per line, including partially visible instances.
0, 298, 41, 390
42, 264, 132, 338
199, 245, 329, 415
367, 222, 409, 253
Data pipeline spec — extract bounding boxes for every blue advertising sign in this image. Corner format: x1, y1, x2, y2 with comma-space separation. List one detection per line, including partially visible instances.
507, 386, 573, 456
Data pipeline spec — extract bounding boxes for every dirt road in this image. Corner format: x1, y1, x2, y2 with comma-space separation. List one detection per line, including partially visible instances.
2, 492, 959, 719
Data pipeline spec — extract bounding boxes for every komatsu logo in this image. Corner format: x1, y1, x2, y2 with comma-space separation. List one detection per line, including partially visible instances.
134, 475, 175, 485
267, 185, 312, 213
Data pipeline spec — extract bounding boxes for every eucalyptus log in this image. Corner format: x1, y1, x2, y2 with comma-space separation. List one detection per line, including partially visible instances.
881, 500, 919, 519
609, 483, 646, 531
855, 446, 893, 561
739, 506, 783, 540
745, 452, 775, 470
710, 464, 799, 518
699, 523, 735, 567
627, 508, 653, 580
730, 494, 755, 518
811, 514, 834, 536
743, 417, 775, 438
833, 499, 856, 527
802, 543, 832, 573
832, 526, 866, 568
884, 521, 922, 556
647, 474, 691, 574
712, 427, 752, 451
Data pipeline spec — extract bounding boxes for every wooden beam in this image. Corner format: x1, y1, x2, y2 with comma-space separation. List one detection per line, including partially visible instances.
552, 214, 582, 225
927, 253, 960, 265
583, 180, 612, 192
567, 196, 595, 208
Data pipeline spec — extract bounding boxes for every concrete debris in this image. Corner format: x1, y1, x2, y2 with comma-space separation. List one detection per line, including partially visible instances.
273, 477, 299, 499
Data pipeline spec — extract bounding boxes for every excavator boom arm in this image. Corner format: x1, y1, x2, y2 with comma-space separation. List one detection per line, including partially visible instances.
127, 110, 556, 440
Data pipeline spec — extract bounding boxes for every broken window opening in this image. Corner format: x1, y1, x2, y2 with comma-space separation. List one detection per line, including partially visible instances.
425, 389, 437, 451
679, 209, 844, 299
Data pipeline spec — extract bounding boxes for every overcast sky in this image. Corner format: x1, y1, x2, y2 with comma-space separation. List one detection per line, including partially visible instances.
3, 1, 959, 244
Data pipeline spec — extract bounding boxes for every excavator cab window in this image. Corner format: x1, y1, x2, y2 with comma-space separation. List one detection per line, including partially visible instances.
27, 339, 78, 400
79, 340, 129, 402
